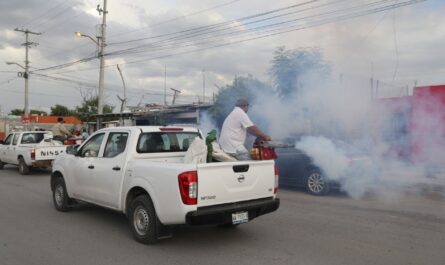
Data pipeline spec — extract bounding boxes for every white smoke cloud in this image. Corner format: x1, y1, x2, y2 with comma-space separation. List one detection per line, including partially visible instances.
237, 63, 445, 200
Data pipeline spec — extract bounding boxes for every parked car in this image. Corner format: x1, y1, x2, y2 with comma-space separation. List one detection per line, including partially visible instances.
51, 126, 280, 244
0, 131, 67, 174
275, 141, 371, 196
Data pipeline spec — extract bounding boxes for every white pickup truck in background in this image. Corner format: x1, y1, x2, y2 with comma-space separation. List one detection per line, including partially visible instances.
51, 126, 280, 244
0, 131, 67, 175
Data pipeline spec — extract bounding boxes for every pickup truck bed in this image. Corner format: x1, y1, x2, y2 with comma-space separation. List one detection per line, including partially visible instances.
0, 131, 67, 175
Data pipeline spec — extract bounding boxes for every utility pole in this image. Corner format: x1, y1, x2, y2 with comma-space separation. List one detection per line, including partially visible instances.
116, 64, 127, 126
164, 65, 167, 106
370, 62, 374, 99
202, 68, 206, 104
170, 88, 181, 105
97, 0, 108, 129
14, 28, 41, 117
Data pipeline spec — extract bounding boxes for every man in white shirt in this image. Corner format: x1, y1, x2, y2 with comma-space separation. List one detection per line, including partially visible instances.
219, 98, 271, 160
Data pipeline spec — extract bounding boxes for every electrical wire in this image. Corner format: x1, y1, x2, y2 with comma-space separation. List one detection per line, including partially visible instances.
21, 0, 69, 28
36, 0, 425, 76
108, 0, 243, 40
30, 0, 425, 76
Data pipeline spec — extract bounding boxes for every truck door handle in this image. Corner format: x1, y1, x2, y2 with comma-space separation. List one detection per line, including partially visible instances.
88, 165, 94, 169
112, 166, 121, 171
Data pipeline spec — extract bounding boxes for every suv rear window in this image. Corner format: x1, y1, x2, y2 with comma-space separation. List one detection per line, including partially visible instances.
137, 132, 200, 153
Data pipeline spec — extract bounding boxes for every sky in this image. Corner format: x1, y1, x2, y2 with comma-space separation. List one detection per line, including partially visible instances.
0, 0, 444, 114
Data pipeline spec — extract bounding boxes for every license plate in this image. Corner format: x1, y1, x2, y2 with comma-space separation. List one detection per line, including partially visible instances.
232, 211, 249, 224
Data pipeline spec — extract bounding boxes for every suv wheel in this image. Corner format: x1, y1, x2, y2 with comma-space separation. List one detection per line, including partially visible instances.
128, 195, 159, 244
306, 169, 330, 196
52, 177, 71, 212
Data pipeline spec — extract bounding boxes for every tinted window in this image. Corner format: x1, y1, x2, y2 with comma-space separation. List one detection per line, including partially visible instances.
20, 133, 46, 144
3, 134, 13, 145
137, 132, 199, 153
80, 133, 105, 158
104, 132, 128, 158
12, 134, 20, 145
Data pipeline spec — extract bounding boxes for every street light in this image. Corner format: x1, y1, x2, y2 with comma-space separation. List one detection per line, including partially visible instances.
6, 61, 25, 69
74, 30, 105, 129
74, 32, 99, 46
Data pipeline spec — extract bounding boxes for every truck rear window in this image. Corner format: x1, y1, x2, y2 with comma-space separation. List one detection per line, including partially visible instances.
21, 133, 47, 144
137, 132, 200, 153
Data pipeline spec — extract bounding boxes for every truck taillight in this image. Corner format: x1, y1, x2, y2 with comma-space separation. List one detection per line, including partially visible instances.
261, 147, 277, 160
274, 165, 279, 194
178, 171, 198, 205
31, 148, 35, 160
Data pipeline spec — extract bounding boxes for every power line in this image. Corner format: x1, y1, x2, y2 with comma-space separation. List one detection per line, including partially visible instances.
31, 0, 425, 76
108, 0, 413, 58
36, 0, 242, 72
108, 0, 243, 40
21, 0, 69, 28
108, 0, 322, 46
33, 4, 77, 30
40, 0, 425, 76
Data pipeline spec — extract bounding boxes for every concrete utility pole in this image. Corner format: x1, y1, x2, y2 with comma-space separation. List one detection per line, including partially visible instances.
116, 64, 127, 126
164, 65, 167, 106
97, 0, 108, 129
170, 88, 181, 105
202, 69, 206, 104
13, 28, 41, 116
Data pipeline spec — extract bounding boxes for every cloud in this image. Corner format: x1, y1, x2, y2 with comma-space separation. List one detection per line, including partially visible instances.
0, 0, 444, 113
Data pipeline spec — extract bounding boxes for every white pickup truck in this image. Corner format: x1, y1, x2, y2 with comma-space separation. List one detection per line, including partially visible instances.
51, 126, 280, 244
0, 131, 67, 174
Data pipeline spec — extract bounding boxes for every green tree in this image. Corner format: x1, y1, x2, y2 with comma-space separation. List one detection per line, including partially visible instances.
9, 109, 47, 116
209, 75, 273, 127
50, 104, 73, 116
9, 109, 24, 115
269, 46, 331, 98
74, 96, 114, 121
30, 110, 48, 116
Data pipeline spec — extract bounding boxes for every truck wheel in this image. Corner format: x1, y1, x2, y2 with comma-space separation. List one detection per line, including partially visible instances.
18, 157, 30, 175
52, 177, 71, 212
129, 195, 158, 244
306, 169, 330, 196
0, 160, 4, 169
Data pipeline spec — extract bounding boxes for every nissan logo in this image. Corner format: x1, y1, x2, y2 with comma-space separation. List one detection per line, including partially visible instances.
237, 174, 245, 183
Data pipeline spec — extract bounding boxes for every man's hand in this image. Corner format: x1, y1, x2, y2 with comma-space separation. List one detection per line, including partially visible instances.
262, 135, 271, 141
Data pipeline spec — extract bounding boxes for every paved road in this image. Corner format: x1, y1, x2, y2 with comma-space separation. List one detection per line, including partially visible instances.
0, 165, 444, 265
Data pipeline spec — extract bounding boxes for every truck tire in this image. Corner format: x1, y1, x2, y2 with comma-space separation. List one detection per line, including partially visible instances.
52, 177, 71, 212
128, 195, 158, 244
306, 169, 330, 196
18, 157, 30, 175
0, 160, 5, 169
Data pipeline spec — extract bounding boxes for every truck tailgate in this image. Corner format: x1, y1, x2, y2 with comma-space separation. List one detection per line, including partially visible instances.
35, 146, 67, 160
197, 160, 275, 207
